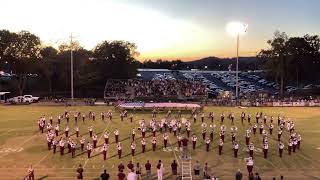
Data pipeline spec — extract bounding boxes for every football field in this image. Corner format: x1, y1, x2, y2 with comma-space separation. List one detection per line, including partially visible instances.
0, 105, 319, 179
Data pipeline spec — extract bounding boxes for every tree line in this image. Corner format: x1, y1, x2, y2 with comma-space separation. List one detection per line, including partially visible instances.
0, 30, 139, 97
258, 31, 320, 96
1, 29, 319, 98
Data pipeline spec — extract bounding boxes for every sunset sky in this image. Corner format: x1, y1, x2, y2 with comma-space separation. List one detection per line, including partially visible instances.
1, 0, 319, 61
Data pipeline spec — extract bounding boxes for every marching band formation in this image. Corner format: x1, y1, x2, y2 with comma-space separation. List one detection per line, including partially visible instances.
38, 109, 302, 174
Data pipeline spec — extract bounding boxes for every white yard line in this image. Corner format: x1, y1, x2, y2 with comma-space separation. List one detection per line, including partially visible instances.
0, 129, 14, 137
168, 138, 180, 166
83, 120, 111, 168
34, 151, 51, 168
0, 133, 39, 158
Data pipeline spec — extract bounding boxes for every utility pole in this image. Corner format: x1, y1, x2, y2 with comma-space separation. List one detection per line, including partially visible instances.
70, 33, 74, 100
236, 32, 239, 105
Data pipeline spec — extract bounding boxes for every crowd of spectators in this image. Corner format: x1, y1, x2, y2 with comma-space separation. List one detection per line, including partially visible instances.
104, 79, 207, 100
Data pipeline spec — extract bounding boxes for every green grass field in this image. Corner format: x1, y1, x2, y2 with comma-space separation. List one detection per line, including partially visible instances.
0, 105, 319, 180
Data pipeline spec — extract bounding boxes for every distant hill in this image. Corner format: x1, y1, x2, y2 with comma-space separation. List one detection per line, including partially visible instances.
139, 56, 265, 71
185, 56, 264, 71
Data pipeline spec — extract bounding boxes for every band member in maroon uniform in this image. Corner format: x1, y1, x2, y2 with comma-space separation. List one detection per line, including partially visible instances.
263, 143, 268, 159
293, 138, 298, 153
245, 130, 250, 145
82, 114, 85, 122
49, 115, 53, 125
259, 123, 264, 134
92, 134, 98, 148
89, 126, 93, 137
64, 126, 69, 137
220, 131, 225, 142
247, 114, 251, 124
269, 123, 274, 135
192, 134, 197, 150
54, 124, 59, 136
58, 115, 61, 124
210, 112, 214, 123
201, 112, 205, 122
205, 138, 211, 152
131, 142, 136, 156
59, 138, 65, 156
46, 134, 52, 150
75, 126, 79, 137
130, 113, 133, 123
152, 125, 157, 137
248, 143, 254, 158
87, 142, 93, 158
71, 142, 76, 158
241, 112, 245, 124
278, 141, 284, 158
230, 113, 235, 123
255, 113, 259, 123
246, 157, 254, 174
152, 137, 157, 151
80, 136, 85, 151
66, 113, 69, 123
120, 112, 124, 121
186, 125, 191, 138
231, 132, 236, 142
297, 134, 301, 150
102, 143, 108, 160
288, 139, 293, 155
117, 142, 122, 159
141, 138, 146, 153
253, 124, 257, 135
52, 139, 57, 154
141, 127, 146, 138
221, 113, 225, 123
163, 133, 168, 148
114, 129, 119, 143
173, 125, 177, 136
104, 132, 109, 144
74, 113, 78, 124
101, 112, 105, 121
278, 128, 282, 141
27, 165, 35, 180
177, 134, 182, 148
233, 141, 239, 158
263, 115, 267, 124
130, 128, 135, 141
202, 128, 206, 140
40, 121, 45, 133
218, 139, 224, 155
92, 112, 96, 121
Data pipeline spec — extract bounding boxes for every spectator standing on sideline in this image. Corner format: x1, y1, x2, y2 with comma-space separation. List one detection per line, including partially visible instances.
203, 162, 209, 179
193, 160, 201, 179
127, 169, 137, 180
156, 160, 164, 180
171, 160, 178, 178
254, 172, 261, 180
117, 169, 126, 180
248, 172, 254, 180
100, 169, 110, 180
76, 164, 84, 179
235, 169, 242, 180
136, 162, 142, 180
145, 160, 152, 179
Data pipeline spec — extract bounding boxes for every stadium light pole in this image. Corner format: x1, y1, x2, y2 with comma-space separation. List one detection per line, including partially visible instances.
227, 22, 248, 105
70, 33, 74, 100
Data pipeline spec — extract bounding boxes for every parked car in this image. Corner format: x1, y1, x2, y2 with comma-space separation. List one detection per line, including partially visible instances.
23, 95, 40, 103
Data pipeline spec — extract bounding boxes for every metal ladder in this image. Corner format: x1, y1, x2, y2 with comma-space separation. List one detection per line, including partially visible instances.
181, 159, 192, 180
